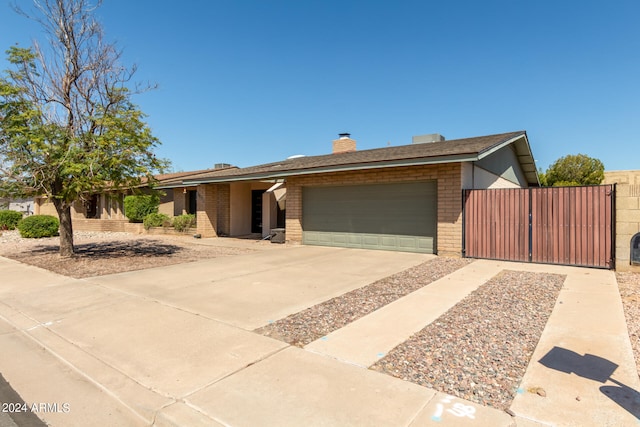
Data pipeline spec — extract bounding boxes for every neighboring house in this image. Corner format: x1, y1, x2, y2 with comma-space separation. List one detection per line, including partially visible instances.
603, 170, 640, 272
0, 197, 34, 216
9, 198, 34, 216
176, 131, 538, 255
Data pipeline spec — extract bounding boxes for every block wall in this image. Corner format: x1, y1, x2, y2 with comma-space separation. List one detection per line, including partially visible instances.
197, 184, 218, 237
604, 171, 640, 272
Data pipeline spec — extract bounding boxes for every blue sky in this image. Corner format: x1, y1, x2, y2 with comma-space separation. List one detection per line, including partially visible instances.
1, 0, 639, 173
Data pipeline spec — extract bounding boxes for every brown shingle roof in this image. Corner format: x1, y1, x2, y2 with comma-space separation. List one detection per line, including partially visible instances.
152, 166, 238, 188
185, 131, 530, 183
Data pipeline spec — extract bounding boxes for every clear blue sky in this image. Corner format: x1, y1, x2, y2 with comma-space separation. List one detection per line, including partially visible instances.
1, 0, 639, 173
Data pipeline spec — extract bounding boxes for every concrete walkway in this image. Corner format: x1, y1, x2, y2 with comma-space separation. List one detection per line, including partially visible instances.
0, 247, 638, 426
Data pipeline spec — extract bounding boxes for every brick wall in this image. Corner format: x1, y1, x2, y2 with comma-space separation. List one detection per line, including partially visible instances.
72, 219, 129, 232
217, 184, 231, 236
332, 137, 357, 154
604, 171, 640, 272
286, 163, 463, 256
197, 184, 218, 237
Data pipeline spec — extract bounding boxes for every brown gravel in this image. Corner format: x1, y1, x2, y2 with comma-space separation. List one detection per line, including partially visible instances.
617, 271, 640, 377
0, 230, 254, 278
255, 257, 474, 346
370, 270, 565, 410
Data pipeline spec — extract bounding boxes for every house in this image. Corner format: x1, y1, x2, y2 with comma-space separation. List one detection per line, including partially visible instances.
33, 130, 538, 255
173, 131, 538, 256
1, 197, 34, 216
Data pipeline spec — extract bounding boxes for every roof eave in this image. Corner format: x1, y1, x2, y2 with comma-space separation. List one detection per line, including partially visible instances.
476, 132, 539, 186
183, 153, 480, 184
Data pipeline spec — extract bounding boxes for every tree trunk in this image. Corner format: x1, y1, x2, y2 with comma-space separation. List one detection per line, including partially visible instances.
53, 201, 75, 257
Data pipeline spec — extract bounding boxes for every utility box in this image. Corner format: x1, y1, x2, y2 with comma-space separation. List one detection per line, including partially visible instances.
271, 228, 285, 244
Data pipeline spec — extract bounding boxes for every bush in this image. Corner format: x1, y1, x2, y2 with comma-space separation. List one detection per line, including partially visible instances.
143, 212, 171, 230
172, 214, 196, 232
123, 194, 159, 223
0, 210, 23, 230
17, 215, 59, 238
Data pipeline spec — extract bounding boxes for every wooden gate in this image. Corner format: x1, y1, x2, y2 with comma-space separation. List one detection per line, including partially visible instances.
462, 185, 615, 269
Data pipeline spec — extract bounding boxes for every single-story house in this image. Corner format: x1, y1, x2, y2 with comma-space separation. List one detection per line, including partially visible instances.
169, 130, 538, 256
33, 130, 538, 255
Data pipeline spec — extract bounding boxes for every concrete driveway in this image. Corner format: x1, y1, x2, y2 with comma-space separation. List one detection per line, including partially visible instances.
1, 243, 638, 426
0, 245, 435, 426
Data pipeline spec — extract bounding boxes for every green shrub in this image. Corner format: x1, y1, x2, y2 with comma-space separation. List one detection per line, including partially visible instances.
123, 194, 159, 223
172, 214, 196, 232
143, 212, 171, 230
0, 210, 23, 230
17, 215, 59, 238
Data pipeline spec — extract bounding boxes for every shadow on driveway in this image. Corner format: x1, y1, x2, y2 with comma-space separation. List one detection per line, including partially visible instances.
28, 240, 184, 259
539, 346, 640, 420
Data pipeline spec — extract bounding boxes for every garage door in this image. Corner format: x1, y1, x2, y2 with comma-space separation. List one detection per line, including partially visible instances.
302, 181, 437, 253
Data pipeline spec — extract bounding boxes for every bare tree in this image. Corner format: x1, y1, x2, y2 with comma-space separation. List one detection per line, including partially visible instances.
0, 0, 167, 256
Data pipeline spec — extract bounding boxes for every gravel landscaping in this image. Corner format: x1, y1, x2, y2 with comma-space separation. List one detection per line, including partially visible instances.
255, 257, 473, 346
617, 271, 640, 377
0, 230, 254, 278
370, 269, 565, 410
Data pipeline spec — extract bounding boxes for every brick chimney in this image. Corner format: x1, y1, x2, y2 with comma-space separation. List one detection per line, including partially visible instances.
332, 133, 356, 154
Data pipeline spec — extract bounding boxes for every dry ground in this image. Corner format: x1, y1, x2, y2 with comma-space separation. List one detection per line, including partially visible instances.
617, 271, 640, 377
0, 230, 255, 278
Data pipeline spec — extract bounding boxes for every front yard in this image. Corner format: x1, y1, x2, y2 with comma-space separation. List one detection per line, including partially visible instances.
0, 230, 255, 278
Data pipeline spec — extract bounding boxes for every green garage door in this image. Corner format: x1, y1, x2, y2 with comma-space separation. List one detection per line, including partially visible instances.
302, 181, 437, 253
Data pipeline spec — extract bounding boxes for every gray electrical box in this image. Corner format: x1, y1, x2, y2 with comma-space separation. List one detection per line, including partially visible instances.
271, 228, 285, 244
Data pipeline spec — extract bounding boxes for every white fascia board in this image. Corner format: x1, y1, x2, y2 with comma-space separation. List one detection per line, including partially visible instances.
476, 134, 527, 161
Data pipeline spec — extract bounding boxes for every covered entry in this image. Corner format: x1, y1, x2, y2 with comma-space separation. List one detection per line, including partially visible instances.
302, 181, 437, 253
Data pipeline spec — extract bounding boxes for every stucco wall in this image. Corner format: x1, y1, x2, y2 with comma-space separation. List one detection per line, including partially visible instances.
474, 145, 527, 187
604, 170, 640, 272
461, 163, 522, 189
285, 163, 463, 256
230, 183, 251, 236
229, 182, 271, 236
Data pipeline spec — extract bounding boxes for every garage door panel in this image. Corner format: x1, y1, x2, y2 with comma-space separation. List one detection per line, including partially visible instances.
302, 181, 437, 253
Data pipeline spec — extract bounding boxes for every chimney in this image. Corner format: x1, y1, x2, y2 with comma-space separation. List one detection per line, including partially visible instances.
412, 133, 446, 144
332, 133, 356, 154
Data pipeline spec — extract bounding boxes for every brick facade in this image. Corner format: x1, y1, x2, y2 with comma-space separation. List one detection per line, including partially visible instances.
332, 137, 356, 154
216, 184, 231, 236
285, 163, 463, 256
197, 184, 218, 237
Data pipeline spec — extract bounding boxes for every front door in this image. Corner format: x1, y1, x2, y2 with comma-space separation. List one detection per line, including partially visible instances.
251, 190, 265, 233
188, 190, 197, 214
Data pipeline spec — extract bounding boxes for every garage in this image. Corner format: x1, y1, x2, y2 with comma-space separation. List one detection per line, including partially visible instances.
302, 181, 437, 253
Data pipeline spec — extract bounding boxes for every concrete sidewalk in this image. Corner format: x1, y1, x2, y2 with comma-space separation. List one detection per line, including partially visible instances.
508, 262, 640, 426
0, 250, 638, 426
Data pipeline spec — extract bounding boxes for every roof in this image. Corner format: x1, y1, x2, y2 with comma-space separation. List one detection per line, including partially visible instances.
152, 166, 238, 188
182, 131, 538, 186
